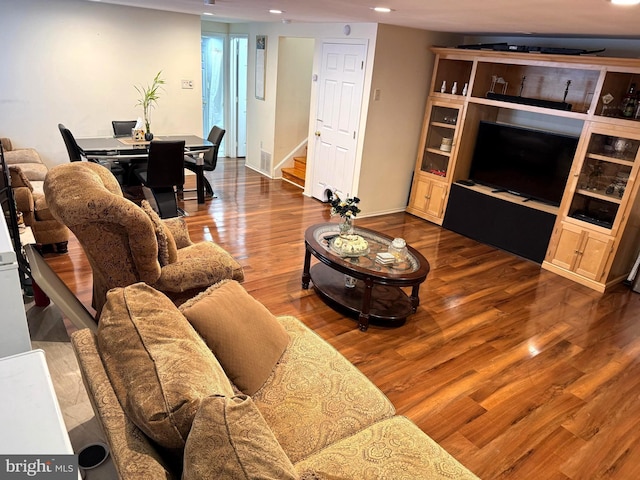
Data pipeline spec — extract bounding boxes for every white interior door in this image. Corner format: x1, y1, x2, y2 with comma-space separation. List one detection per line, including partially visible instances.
312, 42, 367, 201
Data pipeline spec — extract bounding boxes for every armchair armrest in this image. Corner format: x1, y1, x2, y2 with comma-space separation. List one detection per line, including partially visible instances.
154, 242, 243, 293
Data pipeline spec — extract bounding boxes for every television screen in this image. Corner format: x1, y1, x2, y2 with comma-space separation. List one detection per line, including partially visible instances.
469, 121, 579, 206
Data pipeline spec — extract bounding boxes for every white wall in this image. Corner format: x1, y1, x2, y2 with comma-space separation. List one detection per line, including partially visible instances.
0, 0, 202, 167
274, 37, 314, 174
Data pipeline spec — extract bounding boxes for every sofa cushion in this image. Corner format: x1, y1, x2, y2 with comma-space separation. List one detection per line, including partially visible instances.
141, 200, 178, 266
183, 395, 298, 480
251, 316, 396, 463
178, 280, 289, 395
97, 282, 235, 453
295, 416, 479, 479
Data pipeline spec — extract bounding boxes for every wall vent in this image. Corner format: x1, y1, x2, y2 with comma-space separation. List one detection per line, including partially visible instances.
260, 150, 271, 173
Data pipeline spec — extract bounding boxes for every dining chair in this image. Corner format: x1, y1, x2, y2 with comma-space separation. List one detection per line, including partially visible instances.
111, 120, 137, 138
58, 124, 85, 162
111, 120, 141, 185
184, 125, 225, 198
134, 140, 186, 218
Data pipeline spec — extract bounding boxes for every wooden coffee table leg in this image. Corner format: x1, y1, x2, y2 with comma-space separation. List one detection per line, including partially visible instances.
410, 284, 421, 312
358, 278, 374, 331
302, 247, 312, 289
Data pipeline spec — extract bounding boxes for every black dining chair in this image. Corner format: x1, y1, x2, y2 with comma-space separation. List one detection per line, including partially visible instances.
184, 125, 225, 199
111, 120, 141, 185
58, 124, 85, 162
111, 120, 138, 138
134, 140, 186, 218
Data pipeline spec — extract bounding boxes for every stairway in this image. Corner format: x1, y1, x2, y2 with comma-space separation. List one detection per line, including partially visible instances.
282, 154, 306, 188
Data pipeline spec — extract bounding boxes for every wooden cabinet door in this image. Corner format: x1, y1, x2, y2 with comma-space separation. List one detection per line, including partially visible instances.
549, 223, 584, 271
550, 222, 613, 281
411, 178, 431, 213
408, 178, 448, 221
424, 181, 448, 219
575, 232, 613, 281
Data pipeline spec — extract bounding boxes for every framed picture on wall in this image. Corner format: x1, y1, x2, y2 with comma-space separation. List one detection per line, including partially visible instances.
255, 35, 266, 100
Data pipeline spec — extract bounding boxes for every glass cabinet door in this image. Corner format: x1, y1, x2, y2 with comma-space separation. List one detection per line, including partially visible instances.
419, 102, 463, 180
568, 129, 639, 230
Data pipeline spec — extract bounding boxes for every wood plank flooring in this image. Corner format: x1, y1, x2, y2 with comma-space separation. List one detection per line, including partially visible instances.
43, 158, 640, 479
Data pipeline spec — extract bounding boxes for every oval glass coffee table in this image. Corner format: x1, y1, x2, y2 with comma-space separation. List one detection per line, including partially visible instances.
302, 223, 430, 331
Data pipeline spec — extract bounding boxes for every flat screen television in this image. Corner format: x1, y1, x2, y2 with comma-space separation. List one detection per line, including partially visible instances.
469, 121, 579, 206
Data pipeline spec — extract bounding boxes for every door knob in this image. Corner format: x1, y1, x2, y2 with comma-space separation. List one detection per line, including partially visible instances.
315, 131, 321, 137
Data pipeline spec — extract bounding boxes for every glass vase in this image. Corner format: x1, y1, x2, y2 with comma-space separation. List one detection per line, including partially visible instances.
339, 216, 354, 237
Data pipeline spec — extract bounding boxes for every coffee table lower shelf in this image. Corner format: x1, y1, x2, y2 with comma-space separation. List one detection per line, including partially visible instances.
309, 263, 413, 330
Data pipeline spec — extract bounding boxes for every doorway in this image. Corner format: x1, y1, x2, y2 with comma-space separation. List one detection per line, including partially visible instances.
201, 33, 248, 158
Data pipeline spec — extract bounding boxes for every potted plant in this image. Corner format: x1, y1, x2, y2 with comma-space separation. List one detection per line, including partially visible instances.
135, 70, 165, 140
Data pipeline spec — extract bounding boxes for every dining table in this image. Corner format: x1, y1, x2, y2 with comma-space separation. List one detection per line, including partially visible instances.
75, 134, 214, 204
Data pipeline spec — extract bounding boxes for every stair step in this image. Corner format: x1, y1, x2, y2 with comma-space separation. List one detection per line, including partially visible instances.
293, 156, 306, 172
282, 167, 305, 188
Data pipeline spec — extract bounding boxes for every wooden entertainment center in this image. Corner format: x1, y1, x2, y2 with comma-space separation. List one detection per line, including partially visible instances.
407, 47, 640, 292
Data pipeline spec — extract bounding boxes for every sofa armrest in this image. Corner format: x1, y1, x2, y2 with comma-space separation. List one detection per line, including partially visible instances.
9, 165, 33, 190
1, 138, 12, 151
70, 329, 177, 480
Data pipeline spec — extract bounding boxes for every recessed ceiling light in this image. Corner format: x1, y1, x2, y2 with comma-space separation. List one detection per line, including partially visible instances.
609, 0, 640, 5
269, 9, 284, 14
372, 7, 393, 13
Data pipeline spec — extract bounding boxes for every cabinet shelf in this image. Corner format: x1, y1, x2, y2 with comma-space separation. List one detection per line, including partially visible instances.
467, 97, 589, 120
431, 121, 457, 129
586, 153, 634, 167
575, 188, 623, 204
425, 147, 451, 157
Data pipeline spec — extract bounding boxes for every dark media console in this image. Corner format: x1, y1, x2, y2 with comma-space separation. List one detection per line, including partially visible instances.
443, 184, 556, 264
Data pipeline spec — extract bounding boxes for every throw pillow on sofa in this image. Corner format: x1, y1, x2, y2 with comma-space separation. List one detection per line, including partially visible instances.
179, 279, 290, 395
97, 282, 235, 453
183, 394, 298, 480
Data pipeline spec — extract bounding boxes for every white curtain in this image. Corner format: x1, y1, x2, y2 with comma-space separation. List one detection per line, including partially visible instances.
202, 35, 225, 150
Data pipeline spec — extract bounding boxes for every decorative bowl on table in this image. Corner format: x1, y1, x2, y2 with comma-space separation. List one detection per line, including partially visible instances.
329, 234, 370, 257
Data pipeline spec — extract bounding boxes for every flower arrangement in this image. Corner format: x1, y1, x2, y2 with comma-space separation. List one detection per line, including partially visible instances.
135, 70, 165, 136
330, 194, 361, 218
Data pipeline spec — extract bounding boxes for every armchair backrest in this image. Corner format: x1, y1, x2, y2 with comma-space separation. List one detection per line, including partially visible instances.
44, 162, 162, 314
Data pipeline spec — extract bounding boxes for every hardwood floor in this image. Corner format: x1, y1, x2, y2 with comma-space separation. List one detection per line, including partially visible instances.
42, 158, 640, 479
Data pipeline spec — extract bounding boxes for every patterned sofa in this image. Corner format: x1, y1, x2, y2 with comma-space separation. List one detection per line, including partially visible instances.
1, 137, 69, 252
71, 281, 479, 479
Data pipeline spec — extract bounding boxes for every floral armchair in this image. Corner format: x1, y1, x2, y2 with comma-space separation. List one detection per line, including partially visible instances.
43, 161, 244, 316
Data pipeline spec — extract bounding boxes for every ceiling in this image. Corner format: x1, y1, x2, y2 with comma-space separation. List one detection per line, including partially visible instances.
88, 0, 640, 38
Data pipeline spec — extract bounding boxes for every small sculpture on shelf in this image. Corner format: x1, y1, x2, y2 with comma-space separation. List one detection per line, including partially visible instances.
489, 75, 508, 95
